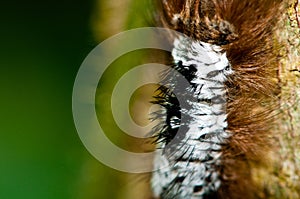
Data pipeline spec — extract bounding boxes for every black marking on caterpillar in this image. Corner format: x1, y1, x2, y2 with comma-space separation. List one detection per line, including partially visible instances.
151, 36, 232, 199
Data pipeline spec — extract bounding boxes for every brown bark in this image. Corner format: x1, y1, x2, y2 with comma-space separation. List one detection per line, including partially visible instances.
253, 0, 300, 198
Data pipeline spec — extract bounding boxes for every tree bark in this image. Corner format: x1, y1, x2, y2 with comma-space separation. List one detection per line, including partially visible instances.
256, 0, 300, 198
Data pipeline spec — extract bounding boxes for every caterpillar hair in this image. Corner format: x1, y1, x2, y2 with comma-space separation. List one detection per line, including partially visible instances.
150, 0, 284, 199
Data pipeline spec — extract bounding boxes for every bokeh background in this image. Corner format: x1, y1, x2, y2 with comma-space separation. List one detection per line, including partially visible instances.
0, 0, 153, 198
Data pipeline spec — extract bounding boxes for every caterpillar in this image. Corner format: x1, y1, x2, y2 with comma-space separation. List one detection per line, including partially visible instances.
150, 0, 284, 198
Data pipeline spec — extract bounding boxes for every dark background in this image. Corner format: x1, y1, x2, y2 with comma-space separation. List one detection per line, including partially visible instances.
0, 1, 111, 198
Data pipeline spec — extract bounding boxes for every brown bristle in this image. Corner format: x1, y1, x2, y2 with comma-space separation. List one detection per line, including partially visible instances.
220, 1, 282, 198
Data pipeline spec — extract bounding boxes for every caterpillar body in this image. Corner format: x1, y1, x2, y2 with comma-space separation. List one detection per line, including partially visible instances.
150, 0, 283, 198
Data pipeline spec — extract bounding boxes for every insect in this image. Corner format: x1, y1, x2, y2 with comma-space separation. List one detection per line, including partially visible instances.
150, 0, 284, 198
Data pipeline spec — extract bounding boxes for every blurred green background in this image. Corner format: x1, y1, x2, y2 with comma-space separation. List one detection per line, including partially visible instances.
0, 0, 96, 198
0, 0, 153, 198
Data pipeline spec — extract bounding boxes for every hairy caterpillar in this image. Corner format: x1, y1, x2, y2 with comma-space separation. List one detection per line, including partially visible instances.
150, 0, 284, 198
